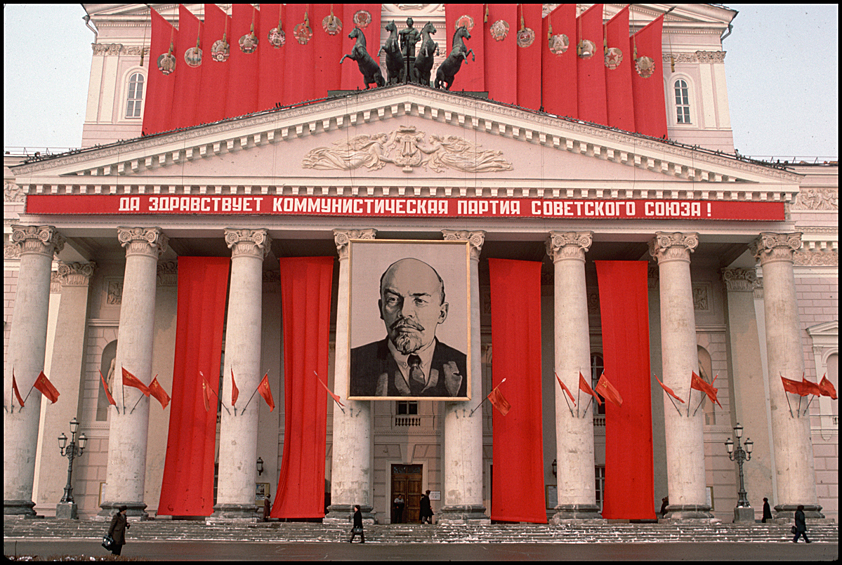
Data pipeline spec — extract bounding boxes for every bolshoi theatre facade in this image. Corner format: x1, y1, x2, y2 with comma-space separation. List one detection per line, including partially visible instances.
3, 4, 838, 525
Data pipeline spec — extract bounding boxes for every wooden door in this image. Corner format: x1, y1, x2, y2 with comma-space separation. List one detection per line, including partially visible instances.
391, 464, 423, 523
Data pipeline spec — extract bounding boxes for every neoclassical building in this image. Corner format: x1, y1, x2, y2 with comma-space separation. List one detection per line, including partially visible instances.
3, 4, 838, 524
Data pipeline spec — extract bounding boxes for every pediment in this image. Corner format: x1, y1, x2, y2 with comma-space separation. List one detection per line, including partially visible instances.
12, 85, 801, 202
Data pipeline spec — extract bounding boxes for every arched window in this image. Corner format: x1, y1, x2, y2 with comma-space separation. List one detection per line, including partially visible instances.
125, 72, 144, 119
674, 79, 691, 124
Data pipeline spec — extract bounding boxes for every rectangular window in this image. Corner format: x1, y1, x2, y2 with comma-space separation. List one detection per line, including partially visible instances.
595, 466, 606, 512
396, 401, 418, 415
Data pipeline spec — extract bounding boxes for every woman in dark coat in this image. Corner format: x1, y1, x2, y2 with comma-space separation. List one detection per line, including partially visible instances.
761, 497, 773, 523
792, 504, 810, 543
107, 505, 130, 555
349, 504, 365, 543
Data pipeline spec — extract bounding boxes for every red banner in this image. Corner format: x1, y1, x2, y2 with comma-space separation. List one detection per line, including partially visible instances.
605, 6, 635, 132
631, 14, 667, 139
257, 4, 285, 113
26, 194, 787, 221
283, 4, 316, 106
340, 4, 382, 91
197, 4, 231, 126
489, 259, 546, 523
445, 4, 485, 91
517, 3, 543, 111
272, 256, 334, 519
142, 8, 177, 136
484, 4, 518, 105
577, 4, 607, 125
542, 4, 577, 119
158, 256, 230, 517
596, 261, 656, 520
225, 4, 260, 120
313, 4, 343, 97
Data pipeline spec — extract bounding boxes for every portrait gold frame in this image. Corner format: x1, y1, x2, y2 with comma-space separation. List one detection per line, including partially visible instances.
347, 239, 472, 401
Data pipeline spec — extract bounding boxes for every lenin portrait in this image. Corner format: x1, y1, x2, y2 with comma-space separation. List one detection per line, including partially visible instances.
348, 240, 470, 400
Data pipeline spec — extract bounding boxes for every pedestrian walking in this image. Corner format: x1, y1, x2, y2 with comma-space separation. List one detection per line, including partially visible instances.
349, 504, 365, 543
792, 504, 810, 543
419, 490, 434, 524
106, 505, 130, 556
761, 497, 773, 523
659, 496, 669, 518
393, 493, 405, 523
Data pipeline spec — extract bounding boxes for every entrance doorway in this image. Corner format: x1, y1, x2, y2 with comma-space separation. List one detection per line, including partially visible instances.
391, 464, 422, 523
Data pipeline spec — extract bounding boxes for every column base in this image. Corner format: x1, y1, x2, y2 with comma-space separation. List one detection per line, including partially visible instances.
733, 506, 754, 523
661, 504, 713, 520
550, 504, 604, 524
324, 504, 377, 525
207, 503, 260, 523
3, 500, 38, 518
97, 501, 148, 521
437, 505, 489, 525
56, 502, 78, 519
773, 503, 824, 520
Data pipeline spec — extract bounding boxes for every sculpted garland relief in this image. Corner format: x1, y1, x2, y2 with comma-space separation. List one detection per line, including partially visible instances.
302, 126, 513, 174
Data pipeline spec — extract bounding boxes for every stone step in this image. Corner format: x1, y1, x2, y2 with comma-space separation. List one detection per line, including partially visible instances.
4, 519, 838, 544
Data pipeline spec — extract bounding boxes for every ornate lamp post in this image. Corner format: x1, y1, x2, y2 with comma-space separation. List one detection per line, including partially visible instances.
57, 417, 87, 519
725, 422, 754, 522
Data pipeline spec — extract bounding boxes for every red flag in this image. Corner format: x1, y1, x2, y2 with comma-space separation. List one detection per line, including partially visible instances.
488, 386, 511, 416
33, 371, 60, 404
579, 371, 602, 406
316, 373, 344, 407
258, 372, 274, 412
781, 375, 806, 396
517, 3, 543, 111
630, 13, 667, 138
597, 373, 623, 407
542, 3, 577, 118
142, 8, 178, 135
604, 5, 635, 132
149, 376, 170, 410
445, 4, 486, 91
122, 366, 150, 397
484, 3, 518, 105
172, 4, 203, 129
99, 370, 116, 407
231, 368, 239, 407
200, 372, 212, 412
196, 4, 231, 125
555, 372, 576, 406
819, 374, 837, 400
690, 371, 721, 409
225, 3, 260, 119
12, 369, 25, 408
257, 3, 285, 112
801, 375, 823, 397
654, 373, 685, 404
576, 3, 607, 125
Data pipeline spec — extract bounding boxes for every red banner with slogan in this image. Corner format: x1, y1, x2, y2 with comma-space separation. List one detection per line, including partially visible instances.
489, 259, 545, 523
595, 261, 655, 520
158, 256, 230, 517
542, 3, 577, 119
272, 257, 334, 519
26, 195, 787, 221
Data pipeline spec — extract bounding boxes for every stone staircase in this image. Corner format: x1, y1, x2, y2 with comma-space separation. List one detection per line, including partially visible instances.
3, 519, 838, 544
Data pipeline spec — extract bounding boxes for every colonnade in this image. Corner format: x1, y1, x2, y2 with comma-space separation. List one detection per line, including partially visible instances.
3, 225, 823, 521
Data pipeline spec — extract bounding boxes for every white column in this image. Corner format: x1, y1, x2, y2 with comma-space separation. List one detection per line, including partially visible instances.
3, 225, 65, 518
649, 232, 711, 520
100, 227, 167, 519
750, 233, 823, 519
547, 232, 601, 522
325, 229, 377, 524
439, 230, 488, 524
211, 229, 271, 521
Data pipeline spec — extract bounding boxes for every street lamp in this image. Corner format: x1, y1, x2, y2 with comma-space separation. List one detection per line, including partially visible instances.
57, 417, 87, 518
725, 422, 753, 522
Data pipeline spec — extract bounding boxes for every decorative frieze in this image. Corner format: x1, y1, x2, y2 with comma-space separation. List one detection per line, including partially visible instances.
794, 248, 839, 267
692, 282, 711, 311
156, 260, 178, 286
546, 231, 593, 262
117, 226, 168, 259
333, 228, 377, 260
664, 51, 726, 64
57, 262, 96, 287
5, 181, 25, 202
92, 43, 149, 57
648, 232, 699, 264
442, 230, 485, 261
721, 268, 758, 292
223, 228, 271, 259
791, 188, 838, 211
749, 232, 802, 266
107, 280, 123, 305
11, 225, 65, 258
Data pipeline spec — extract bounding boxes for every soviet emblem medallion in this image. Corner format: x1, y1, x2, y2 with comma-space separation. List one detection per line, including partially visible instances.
635, 56, 655, 78
157, 52, 176, 74
548, 34, 569, 55
239, 32, 258, 53
455, 15, 475, 32
184, 46, 202, 68
268, 27, 286, 48
604, 47, 623, 70
490, 20, 509, 41
294, 22, 313, 44
577, 39, 595, 59
517, 27, 535, 48
211, 39, 230, 62
322, 15, 342, 35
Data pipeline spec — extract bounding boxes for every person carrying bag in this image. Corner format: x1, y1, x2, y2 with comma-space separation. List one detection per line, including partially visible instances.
105, 505, 130, 555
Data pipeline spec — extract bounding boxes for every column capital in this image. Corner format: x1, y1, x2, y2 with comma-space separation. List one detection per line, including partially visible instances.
749, 232, 802, 266
11, 225, 65, 258
721, 267, 758, 292
333, 228, 377, 260
649, 232, 699, 264
442, 230, 485, 261
57, 261, 96, 287
546, 231, 593, 263
224, 228, 271, 259
117, 227, 168, 259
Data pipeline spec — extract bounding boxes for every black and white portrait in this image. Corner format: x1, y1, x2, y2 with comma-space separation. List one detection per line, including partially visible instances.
348, 240, 471, 400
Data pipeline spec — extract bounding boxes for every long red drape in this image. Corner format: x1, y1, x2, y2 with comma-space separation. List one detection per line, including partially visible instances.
488, 259, 545, 523
142, 8, 177, 136
516, 3, 543, 111
595, 261, 656, 520
172, 5, 202, 130
631, 14, 668, 139
257, 4, 285, 112
158, 256, 230, 516
196, 4, 231, 126
312, 4, 343, 96
542, 3, 577, 119
484, 4, 518, 106
272, 257, 334, 519
577, 4, 607, 125
225, 4, 259, 120
605, 6, 635, 132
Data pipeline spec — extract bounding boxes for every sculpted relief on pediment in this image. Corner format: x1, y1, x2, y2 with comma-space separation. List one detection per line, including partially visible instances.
302, 125, 513, 174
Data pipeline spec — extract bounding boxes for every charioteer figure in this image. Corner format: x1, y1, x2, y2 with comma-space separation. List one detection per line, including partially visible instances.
400, 17, 421, 83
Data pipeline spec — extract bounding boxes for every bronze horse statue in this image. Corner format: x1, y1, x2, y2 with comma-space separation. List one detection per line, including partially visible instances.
340, 27, 385, 89
412, 21, 438, 86
435, 25, 474, 90
378, 20, 404, 85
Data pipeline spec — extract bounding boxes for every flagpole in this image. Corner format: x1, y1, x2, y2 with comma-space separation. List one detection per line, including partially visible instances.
239, 372, 265, 415
560, 386, 575, 418
801, 395, 816, 418
129, 391, 145, 414
470, 378, 506, 417
315, 371, 345, 414
691, 394, 706, 418
581, 396, 593, 418
780, 373, 795, 417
